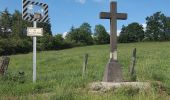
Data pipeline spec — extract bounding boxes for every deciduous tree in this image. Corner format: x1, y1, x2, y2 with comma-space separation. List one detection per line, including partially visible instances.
94, 24, 109, 44
119, 23, 144, 43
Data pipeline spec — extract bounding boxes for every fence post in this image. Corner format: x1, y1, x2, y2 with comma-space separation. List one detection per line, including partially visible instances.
129, 48, 137, 81
82, 53, 88, 77
0, 56, 10, 75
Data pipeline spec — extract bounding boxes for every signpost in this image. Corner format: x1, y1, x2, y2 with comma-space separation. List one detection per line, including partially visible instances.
22, 0, 49, 83
33, 21, 37, 83
27, 27, 43, 36
100, 1, 127, 82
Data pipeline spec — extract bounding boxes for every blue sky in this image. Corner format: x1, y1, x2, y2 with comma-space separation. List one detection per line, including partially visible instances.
0, 0, 170, 35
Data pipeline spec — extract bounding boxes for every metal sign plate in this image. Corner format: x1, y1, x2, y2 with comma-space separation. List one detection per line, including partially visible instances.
22, 0, 49, 23
27, 27, 43, 36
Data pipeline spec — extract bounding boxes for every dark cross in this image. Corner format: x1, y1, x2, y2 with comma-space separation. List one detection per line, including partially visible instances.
100, 1, 127, 82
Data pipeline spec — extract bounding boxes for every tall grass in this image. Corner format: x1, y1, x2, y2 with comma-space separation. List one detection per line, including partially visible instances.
0, 42, 170, 99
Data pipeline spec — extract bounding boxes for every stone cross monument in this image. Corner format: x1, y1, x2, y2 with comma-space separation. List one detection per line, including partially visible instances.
100, 1, 127, 82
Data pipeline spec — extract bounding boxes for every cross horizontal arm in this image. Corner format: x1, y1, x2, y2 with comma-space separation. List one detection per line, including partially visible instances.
100, 12, 127, 20
116, 13, 127, 20
100, 12, 110, 19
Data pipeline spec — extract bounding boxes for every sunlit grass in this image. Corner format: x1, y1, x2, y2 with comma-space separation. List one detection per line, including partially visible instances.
0, 42, 170, 99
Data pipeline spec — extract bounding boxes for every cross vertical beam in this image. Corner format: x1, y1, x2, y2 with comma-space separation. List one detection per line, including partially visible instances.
100, 2, 127, 82
110, 2, 117, 60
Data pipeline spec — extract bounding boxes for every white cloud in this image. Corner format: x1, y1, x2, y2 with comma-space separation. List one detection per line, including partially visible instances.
142, 23, 147, 31
75, 0, 86, 4
117, 30, 121, 36
62, 32, 68, 38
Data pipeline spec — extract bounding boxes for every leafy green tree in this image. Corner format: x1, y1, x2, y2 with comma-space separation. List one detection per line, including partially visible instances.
38, 22, 52, 35
66, 23, 93, 45
38, 34, 54, 51
145, 12, 170, 41
79, 22, 93, 45
0, 9, 11, 29
0, 38, 32, 55
0, 9, 55, 55
65, 27, 78, 43
161, 16, 170, 40
0, 8, 12, 38
53, 34, 64, 49
94, 24, 109, 44
118, 26, 127, 43
119, 22, 144, 43
11, 10, 24, 37
78, 28, 93, 45
79, 22, 92, 33
54, 34, 64, 42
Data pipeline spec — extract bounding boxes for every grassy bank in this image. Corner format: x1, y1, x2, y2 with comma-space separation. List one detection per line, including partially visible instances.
0, 42, 170, 99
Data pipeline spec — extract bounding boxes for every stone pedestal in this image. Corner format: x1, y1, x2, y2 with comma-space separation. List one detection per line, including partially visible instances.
103, 59, 122, 82
89, 82, 150, 92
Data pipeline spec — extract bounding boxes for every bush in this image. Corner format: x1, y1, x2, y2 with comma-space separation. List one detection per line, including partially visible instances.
2, 71, 26, 84
0, 38, 32, 55
114, 86, 140, 96
51, 88, 75, 100
118, 23, 144, 43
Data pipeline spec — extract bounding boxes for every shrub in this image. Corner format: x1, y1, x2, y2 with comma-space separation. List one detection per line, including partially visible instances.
114, 86, 140, 96
0, 38, 32, 55
2, 71, 26, 84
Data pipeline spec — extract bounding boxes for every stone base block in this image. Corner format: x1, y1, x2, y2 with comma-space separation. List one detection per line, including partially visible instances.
89, 82, 150, 92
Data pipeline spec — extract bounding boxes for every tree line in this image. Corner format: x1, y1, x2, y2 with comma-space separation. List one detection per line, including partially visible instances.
0, 9, 109, 55
0, 9, 170, 55
119, 12, 170, 43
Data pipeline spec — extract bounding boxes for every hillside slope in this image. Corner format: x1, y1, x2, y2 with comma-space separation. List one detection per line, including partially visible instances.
1, 42, 170, 99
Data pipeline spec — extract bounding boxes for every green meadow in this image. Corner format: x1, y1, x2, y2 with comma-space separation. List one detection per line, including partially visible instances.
0, 42, 170, 100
